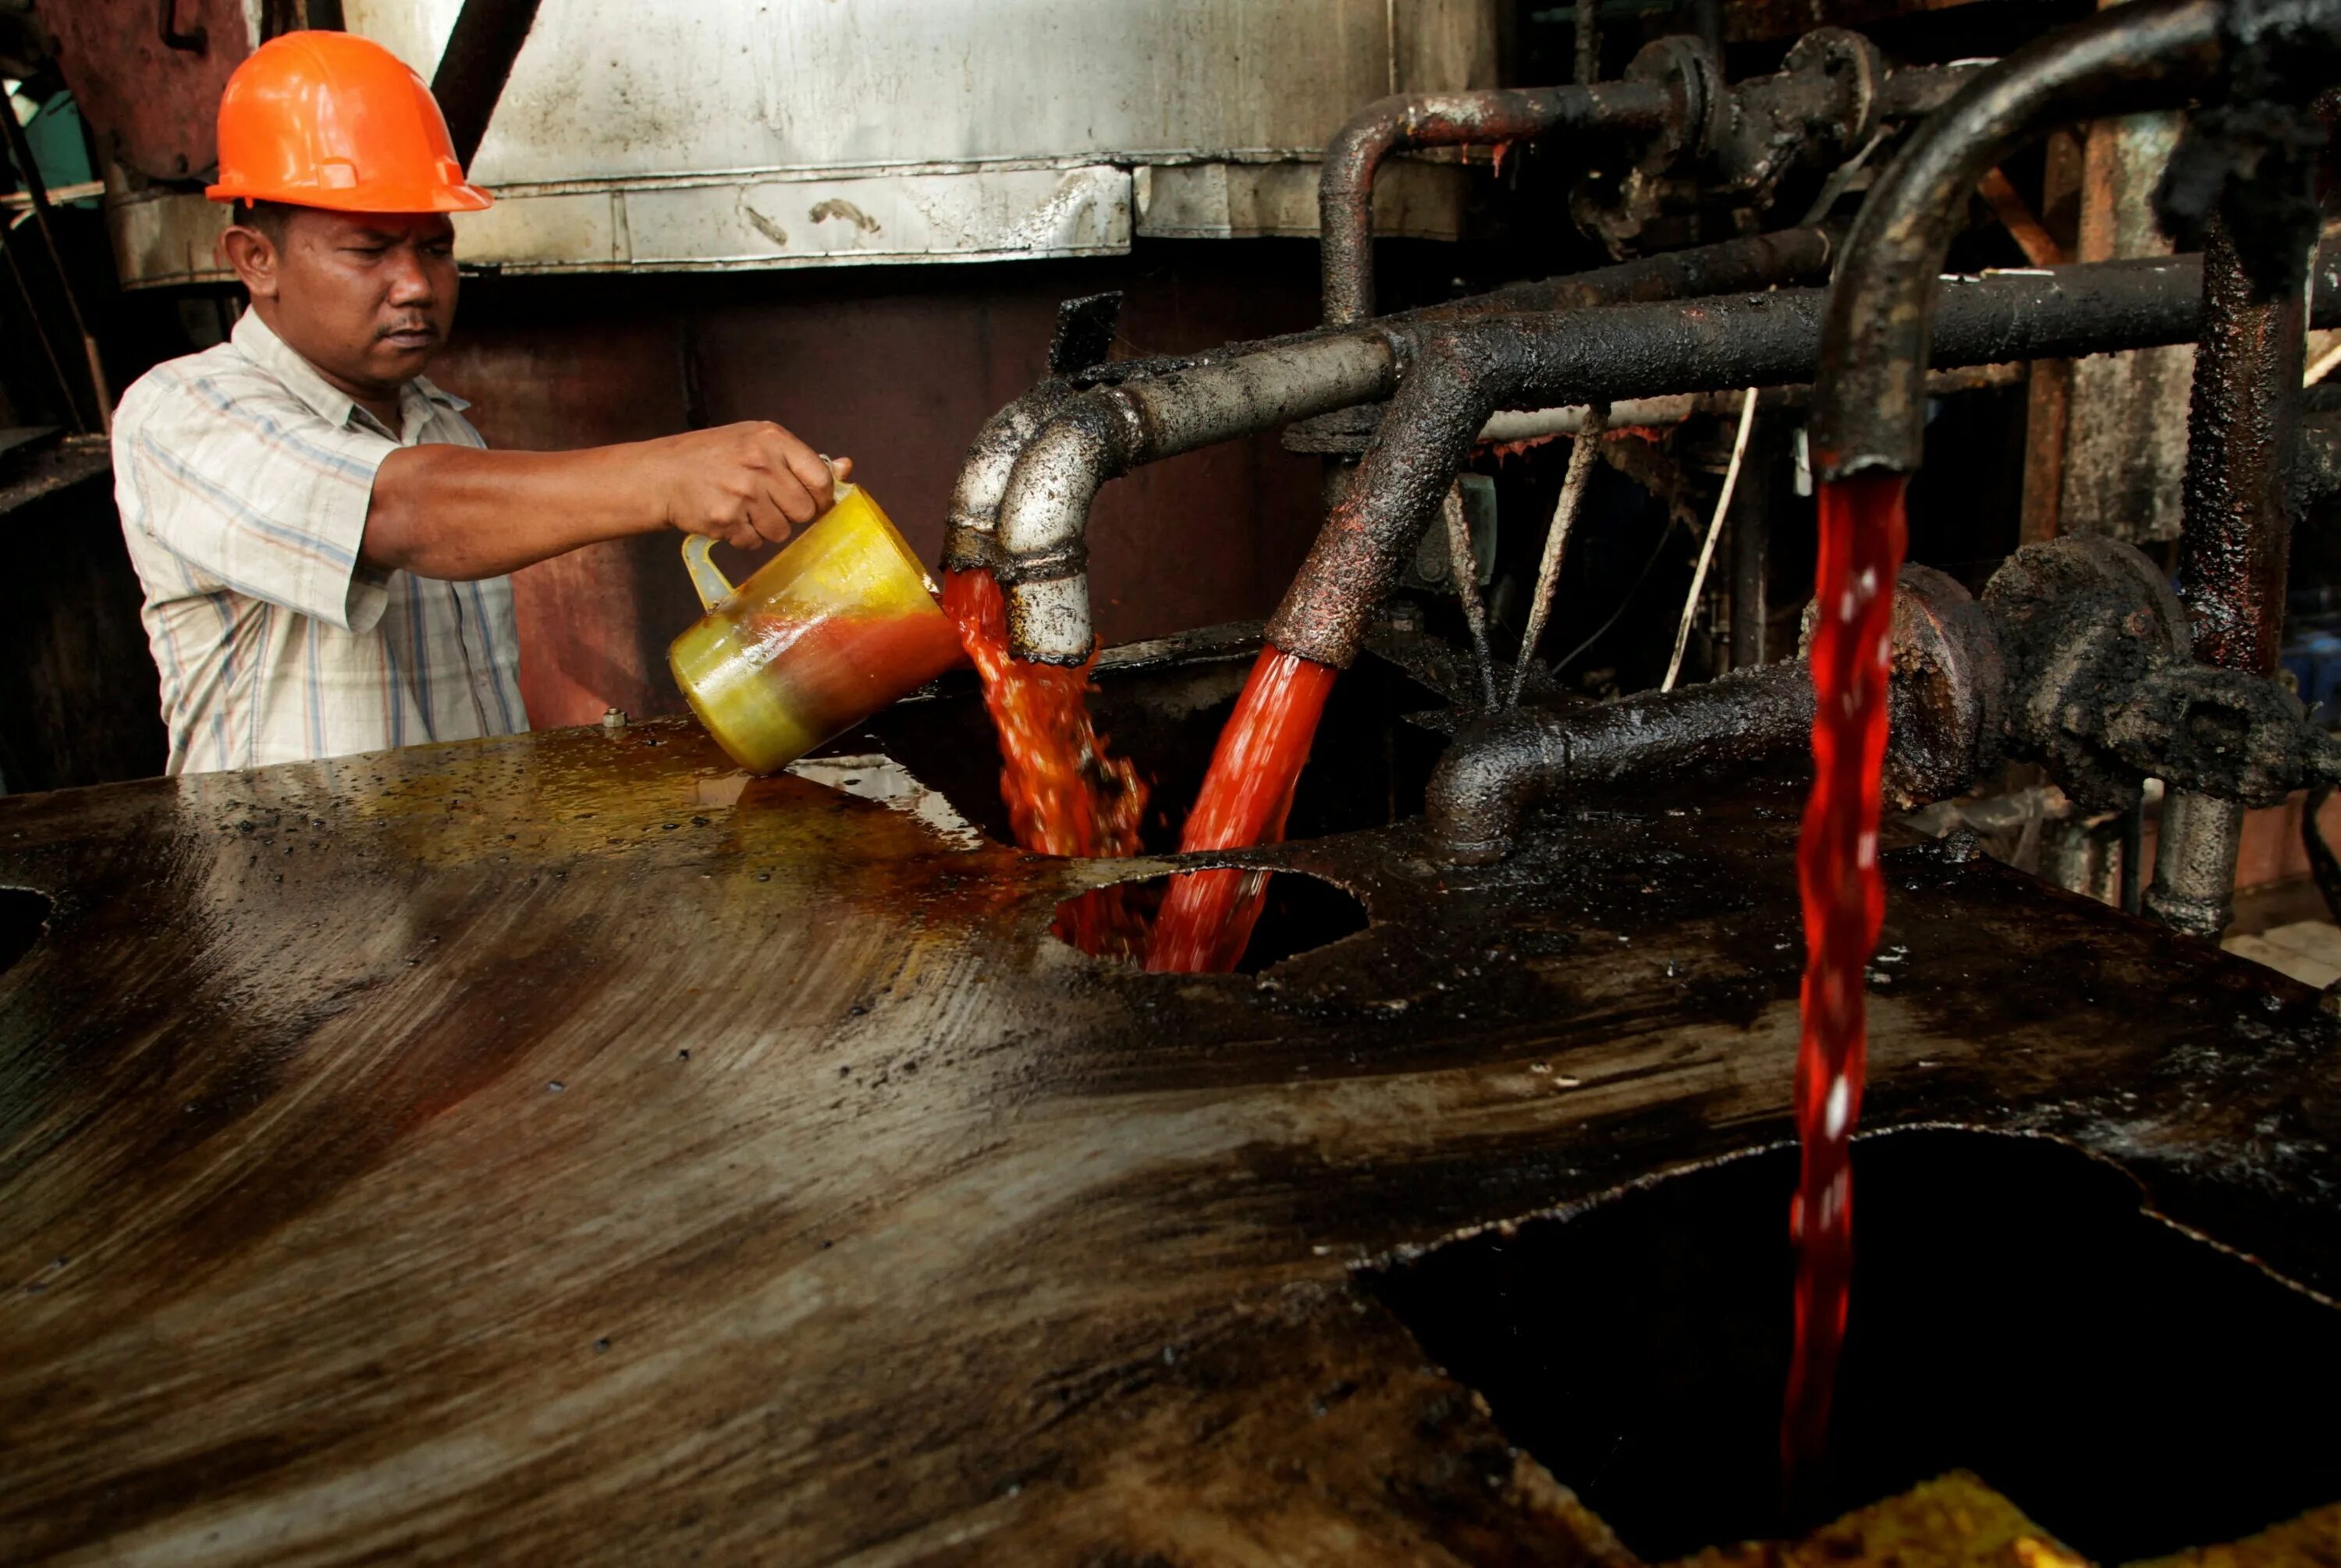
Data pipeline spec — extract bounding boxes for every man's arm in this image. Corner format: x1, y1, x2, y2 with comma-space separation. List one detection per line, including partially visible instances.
362, 420, 849, 580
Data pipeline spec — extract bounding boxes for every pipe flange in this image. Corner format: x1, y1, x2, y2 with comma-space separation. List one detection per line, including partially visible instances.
1798, 563, 2006, 809
1885, 564, 2005, 807
1625, 35, 1721, 163
1780, 27, 1885, 157
1981, 533, 2194, 811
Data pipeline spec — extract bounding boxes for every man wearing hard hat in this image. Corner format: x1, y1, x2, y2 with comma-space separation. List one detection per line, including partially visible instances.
112, 32, 847, 775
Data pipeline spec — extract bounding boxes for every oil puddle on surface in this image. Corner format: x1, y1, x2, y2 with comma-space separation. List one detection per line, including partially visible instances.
1366, 1128, 2341, 1562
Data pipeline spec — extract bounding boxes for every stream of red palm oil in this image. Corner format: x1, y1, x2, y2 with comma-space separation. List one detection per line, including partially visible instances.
1144, 647, 1340, 974
940, 568, 1150, 958
1781, 471, 1908, 1485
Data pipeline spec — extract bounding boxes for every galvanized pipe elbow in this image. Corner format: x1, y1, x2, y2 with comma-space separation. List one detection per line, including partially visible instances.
995, 399, 1144, 665
994, 335, 1402, 665
1422, 708, 1573, 865
942, 385, 1074, 576
1808, 0, 2228, 482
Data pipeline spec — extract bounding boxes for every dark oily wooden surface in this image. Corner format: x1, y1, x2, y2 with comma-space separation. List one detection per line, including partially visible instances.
2, 718, 2336, 1564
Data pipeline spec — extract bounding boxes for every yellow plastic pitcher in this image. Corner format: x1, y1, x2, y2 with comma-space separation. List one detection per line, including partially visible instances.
669, 484, 964, 775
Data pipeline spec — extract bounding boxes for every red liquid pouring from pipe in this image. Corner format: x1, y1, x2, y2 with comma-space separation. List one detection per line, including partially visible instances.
1146, 647, 1341, 973
940, 568, 1150, 958
1781, 472, 1908, 1485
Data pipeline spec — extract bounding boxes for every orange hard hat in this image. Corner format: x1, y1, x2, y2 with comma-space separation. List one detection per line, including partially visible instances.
207, 31, 492, 213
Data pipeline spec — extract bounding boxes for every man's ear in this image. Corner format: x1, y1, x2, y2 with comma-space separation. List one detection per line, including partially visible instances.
219, 225, 280, 302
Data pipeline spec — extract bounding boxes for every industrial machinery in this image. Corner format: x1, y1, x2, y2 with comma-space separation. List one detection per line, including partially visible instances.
6, 1, 2341, 1561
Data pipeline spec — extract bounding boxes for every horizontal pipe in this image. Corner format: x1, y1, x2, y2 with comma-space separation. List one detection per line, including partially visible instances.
972, 229, 1835, 663
1426, 662, 1817, 863
1264, 243, 2341, 671
1476, 364, 2027, 445
1320, 82, 1675, 327
943, 229, 1833, 584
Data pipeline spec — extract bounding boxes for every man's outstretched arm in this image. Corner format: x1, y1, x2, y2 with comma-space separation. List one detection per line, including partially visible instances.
361, 420, 851, 580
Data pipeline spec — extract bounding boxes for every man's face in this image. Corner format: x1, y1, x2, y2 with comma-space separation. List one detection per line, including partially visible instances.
223, 208, 459, 399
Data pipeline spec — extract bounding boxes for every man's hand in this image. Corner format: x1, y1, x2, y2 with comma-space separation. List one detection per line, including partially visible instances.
652, 421, 847, 552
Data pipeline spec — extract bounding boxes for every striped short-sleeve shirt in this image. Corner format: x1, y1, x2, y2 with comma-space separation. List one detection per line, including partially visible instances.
113, 310, 528, 775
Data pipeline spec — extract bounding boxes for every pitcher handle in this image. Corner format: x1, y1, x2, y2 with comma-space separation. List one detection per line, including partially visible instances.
680, 534, 734, 611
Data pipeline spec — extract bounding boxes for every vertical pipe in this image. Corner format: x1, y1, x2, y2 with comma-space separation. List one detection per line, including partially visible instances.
1574, 0, 1601, 85
2020, 130, 2083, 544
2147, 218, 2309, 938
1729, 422, 1776, 669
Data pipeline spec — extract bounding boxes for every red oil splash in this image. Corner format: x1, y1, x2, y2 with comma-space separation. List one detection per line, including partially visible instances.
1145, 647, 1340, 973
1781, 472, 1909, 1486
940, 568, 1150, 957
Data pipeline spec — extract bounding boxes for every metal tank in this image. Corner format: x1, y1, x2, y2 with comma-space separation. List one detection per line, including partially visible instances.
106, 0, 1497, 285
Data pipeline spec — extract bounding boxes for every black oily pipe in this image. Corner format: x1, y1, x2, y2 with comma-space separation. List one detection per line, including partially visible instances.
941, 226, 1836, 576
1425, 663, 1820, 864
1320, 82, 1677, 327
1263, 243, 2341, 672
1805, 0, 2233, 482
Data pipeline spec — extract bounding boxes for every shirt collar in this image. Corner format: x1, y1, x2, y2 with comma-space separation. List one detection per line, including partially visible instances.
230, 309, 471, 435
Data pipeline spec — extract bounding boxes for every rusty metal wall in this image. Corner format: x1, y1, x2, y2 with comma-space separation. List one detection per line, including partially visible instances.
434, 245, 1329, 730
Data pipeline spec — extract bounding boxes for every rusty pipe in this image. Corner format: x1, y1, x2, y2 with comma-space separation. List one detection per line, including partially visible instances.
2147, 215, 2313, 938
1426, 662, 1819, 863
973, 230, 1835, 662
2177, 217, 2309, 681
1808, 0, 2268, 484
1425, 563, 1997, 865
947, 229, 1829, 587
1266, 247, 2341, 673
1320, 82, 1676, 327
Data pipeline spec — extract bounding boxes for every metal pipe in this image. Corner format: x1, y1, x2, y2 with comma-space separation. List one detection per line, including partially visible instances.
428, 0, 545, 171
1319, 82, 1675, 327
940, 385, 1076, 576
1427, 662, 1818, 862
2176, 218, 2307, 679
1476, 363, 2021, 447
1266, 247, 2341, 672
1807, 0, 2230, 484
1729, 421, 1781, 669
995, 335, 1400, 662
2148, 216, 2311, 938
1469, 226, 1835, 318
976, 229, 1835, 664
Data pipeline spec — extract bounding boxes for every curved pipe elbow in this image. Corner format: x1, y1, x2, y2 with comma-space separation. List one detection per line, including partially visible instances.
1425, 710, 1571, 865
1319, 104, 1409, 327
996, 407, 1128, 665
944, 386, 1072, 573
1809, 0, 2224, 482
1320, 83, 1665, 326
